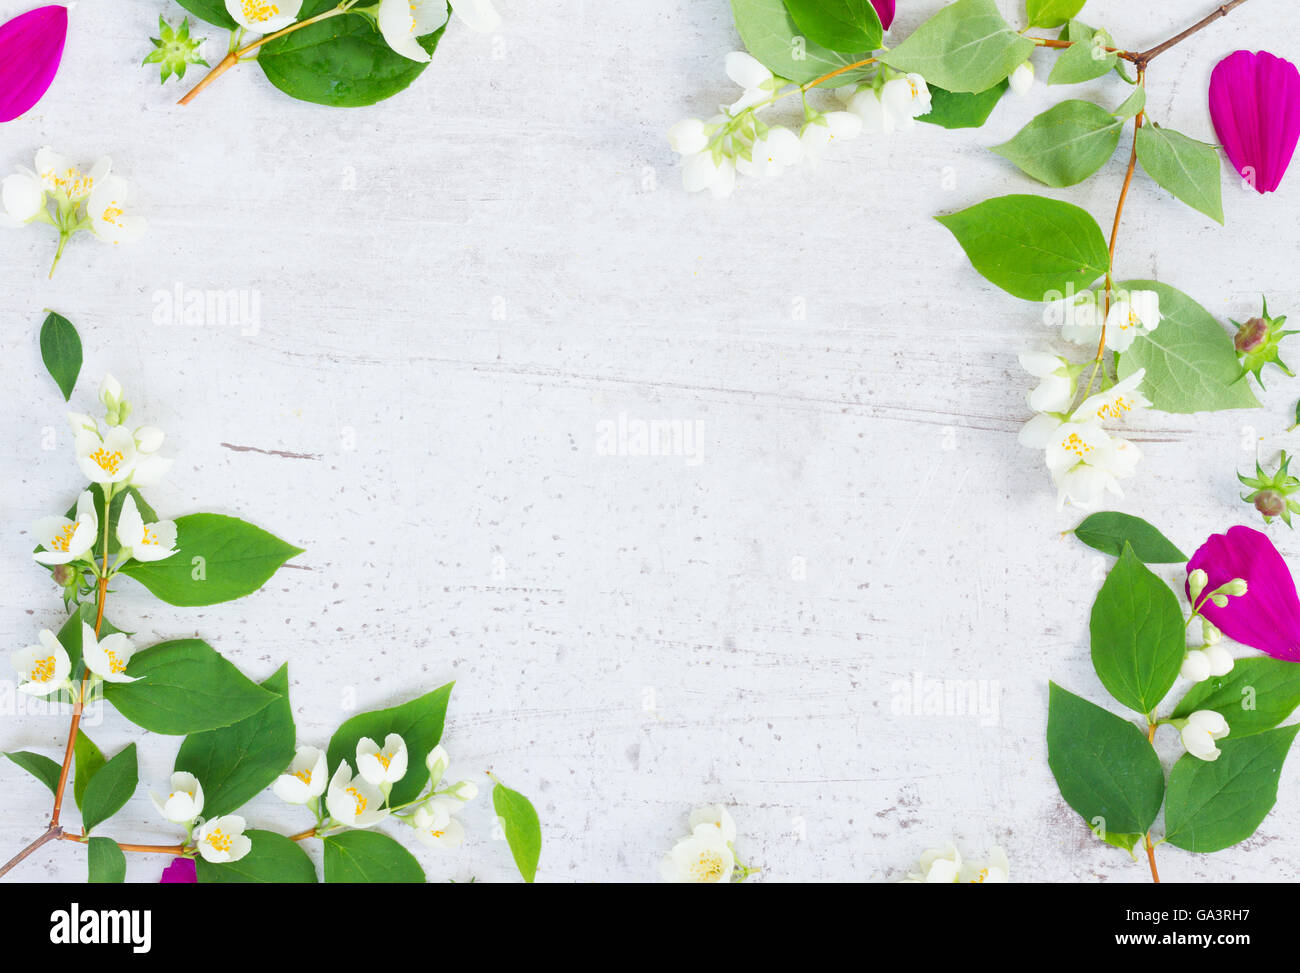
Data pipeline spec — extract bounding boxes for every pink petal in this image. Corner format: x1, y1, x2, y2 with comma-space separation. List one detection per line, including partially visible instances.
1209, 50, 1300, 194
1186, 526, 1300, 662
0, 5, 67, 123
160, 856, 197, 883
872, 0, 895, 30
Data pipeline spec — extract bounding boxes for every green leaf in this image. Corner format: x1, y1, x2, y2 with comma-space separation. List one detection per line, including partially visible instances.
1026, 0, 1086, 29
196, 829, 317, 883
258, 1, 446, 108
1116, 279, 1260, 414
992, 100, 1123, 187
327, 683, 453, 807
4, 751, 62, 794
39, 311, 82, 401
174, 0, 236, 29
730, 0, 876, 87
1047, 20, 1116, 85
1165, 725, 1300, 853
175, 664, 296, 817
74, 729, 107, 812
87, 837, 126, 883
1172, 658, 1300, 738
1135, 123, 1224, 224
781, 0, 882, 54
120, 513, 303, 607
104, 639, 278, 735
1113, 86, 1145, 121
1073, 512, 1187, 563
920, 80, 1007, 129
1090, 545, 1186, 715
936, 194, 1110, 301
87, 837, 127, 883
881, 0, 1035, 94
1046, 683, 1164, 837
322, 830, 425, 883
81, 743, 138, 833
493, 780, 542, 883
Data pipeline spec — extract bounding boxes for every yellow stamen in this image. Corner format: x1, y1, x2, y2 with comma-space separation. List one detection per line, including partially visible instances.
104, 649, 128, 674
691, 851, 727, 882
347, 785, 367, 816
1061, 432, 1093, 459
49, 522, 77, 553
89, 447, 123, 475
30, 655, 56, 683
205, 828, 232, 853
240, 0, 281, 22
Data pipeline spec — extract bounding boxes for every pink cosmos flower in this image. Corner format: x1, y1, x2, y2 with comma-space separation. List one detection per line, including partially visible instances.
1187, 525, 1300, 662
873, 0, 895, 30
160, 856, 197, 883
0, 6, 68, 123
1209, 50, 1300, 194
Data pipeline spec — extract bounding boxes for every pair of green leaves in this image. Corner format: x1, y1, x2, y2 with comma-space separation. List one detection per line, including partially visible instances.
176, 0, 447, 107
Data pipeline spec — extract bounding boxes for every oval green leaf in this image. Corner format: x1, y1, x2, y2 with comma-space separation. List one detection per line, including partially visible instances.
174, 0, 236, 29
81, 743, 138, 833
936, 194, 1110, 301
104, 639, 278, 735
4, 750, 62, 795
323, 830, 425, 883
74, 729, 107, 812
781, 0, 882, 55
87, 837, 126, 883
992, 100, 1123, 187
1135, 123, 1224, 224
920, 80, 1007, 130
120, 513, 303, 607
1073, 512, 1187, 563
493, 780, 542, 883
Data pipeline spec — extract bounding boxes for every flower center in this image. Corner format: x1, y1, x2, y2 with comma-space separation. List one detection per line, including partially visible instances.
50, 523, 77, 552
240, 0, 281, 23
294, 768, 313, 785
1096, 396, 1132, 421
89, 448, 123, 474
691, 851, 727, 882
101, 203, 125, 228
1061, 432, 1093, 459
1122, 308, 1140, 330
375, 752, 392, 770
30, 655, 56, 683
105, 649, 127, 674
347, 785, 367, 816
142, 525, 157, 546
205, 828, 232, 853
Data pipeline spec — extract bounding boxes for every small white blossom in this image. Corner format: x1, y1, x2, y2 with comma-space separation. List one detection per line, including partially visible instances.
116, 494, 177, 563
356, 733, 408, 788
81, 622, 137, 683
33, 490, 98, 566
273, 746, 328, 804
196, 814, 251, 863
1181, 710, 1229, 761
326, 761, 389, 828
11, 629, 71, 697
1009, 61, 1035, 96
411, 798, 467, 848
152, 772, 204, 825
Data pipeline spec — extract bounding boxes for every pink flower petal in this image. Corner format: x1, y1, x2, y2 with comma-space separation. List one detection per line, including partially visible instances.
0, 5, 67, 123
160, 856, 197, 883
1187, 526, 1300, 662
872, 0, 895, 30
1209, 50, 1300, 194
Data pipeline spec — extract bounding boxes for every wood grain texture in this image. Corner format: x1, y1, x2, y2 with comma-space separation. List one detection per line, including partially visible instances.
1, 0, 1298, 882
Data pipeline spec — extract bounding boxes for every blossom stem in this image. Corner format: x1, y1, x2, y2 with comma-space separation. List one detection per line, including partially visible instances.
48, 230, 70, 279
1137, 0, 1252, 65
1144, 832, 1160, 882
58, 833, 186, 855
1030, 37, 1139, 62
0, 826, 62, 879
178, 2, 361, 105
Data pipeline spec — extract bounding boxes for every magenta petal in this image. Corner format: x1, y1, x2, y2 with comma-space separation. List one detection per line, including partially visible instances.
1209, 50, 1300, 194
160, 857, 197, 883
1186, 526, 1300, 662
872, 0, 895, 30
0, 5, 67, 123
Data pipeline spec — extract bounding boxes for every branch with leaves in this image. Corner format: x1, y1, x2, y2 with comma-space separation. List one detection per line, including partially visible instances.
1, 312, 541, 884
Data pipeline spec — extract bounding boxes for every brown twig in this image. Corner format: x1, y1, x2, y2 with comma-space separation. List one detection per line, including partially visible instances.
58, 834, 185, 855
0, 826, 62, 879
1137, 0, 1252, 64
1144, 833, 1161, 882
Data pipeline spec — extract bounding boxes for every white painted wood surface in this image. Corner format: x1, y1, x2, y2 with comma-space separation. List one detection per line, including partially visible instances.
2, 0, 1299, 882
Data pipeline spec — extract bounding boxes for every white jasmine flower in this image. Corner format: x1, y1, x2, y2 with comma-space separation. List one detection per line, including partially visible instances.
1181, 648, 1212, 682
425, 744, 450, 786
1181, 710, 1229, 761
688, 804, 737, 843
115, 494, 177, 563
725, 51, 775, 112
444, 779, 478, 801
411, 798, 467, 848
681, 151, 736, 197
11, 629, 71, 697
1204, 643, 1234, 677
1043, 421, 1140, 509
33, 490, 98, 566
196, 814, 251, 863
87, 175, 146, 245
273, 746, 328, 804
880, 73, 931, 128
34, 149, 109, 204
1009, 61, 1035, 96
847, 86, 895, 134
668, 118, 710, 156
74, 424, 137, 485
224, 0, 302, 33
1019, 352, 1076, 414
799, 111, 863, 159
326, 761, 389, 828
736, 126, 802, 180
1074, 370, 1150, 425
1, 169, 45, 225
81, 622, 137, 683
661, 822, 735, 883
903, 843, 962, 882
356, 733, 408, 788
152, 772, 204, 825
1103, 290, 1162, 352
965, 846, 1010, 883
376, 0, 450, 63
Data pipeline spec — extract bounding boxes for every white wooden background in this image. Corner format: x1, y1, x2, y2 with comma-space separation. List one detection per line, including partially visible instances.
2, 0, 1298, 883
